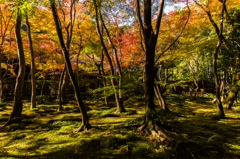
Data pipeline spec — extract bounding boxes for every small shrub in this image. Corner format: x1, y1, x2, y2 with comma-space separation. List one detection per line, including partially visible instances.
204, 93, 214, 98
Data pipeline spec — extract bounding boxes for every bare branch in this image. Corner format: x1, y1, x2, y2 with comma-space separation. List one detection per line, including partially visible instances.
154, 0, 190, 63
154, 0, 164, 44
136, 0, 144, 34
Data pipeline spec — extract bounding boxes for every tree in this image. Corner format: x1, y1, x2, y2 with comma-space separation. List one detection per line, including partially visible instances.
26, 16, 36, 110
193, 0, 226, 118
136, 0, 189, 138
50, 0, 91, 132
0, 3, 15, 103
94, 0, 126, 113
5, 3, 26, 125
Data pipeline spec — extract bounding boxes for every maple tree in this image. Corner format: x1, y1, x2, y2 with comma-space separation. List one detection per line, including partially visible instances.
5, 1, 26, 125
50, 0, 91, 132
0, 2, 15, 102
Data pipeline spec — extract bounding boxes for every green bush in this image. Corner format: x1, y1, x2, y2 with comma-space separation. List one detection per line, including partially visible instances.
204, 93, 214, 98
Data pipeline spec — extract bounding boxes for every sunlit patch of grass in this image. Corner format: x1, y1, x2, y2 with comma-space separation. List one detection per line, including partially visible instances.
0, 95, 240, 158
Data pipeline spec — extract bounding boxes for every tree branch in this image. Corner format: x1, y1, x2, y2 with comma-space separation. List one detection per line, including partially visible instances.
154, 0, 164, 44
154, 0, 190, 63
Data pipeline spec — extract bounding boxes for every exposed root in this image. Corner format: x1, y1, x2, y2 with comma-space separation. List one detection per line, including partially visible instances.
73, 123, 92, 132
115, 108, 127, 114
4, 117, 21, 127
138, 121, 174, 143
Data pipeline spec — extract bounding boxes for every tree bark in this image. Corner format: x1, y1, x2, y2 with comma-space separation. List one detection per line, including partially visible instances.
94, 0, 125, 113
99, 11, 125, 112
0, 51, 3, 103
58, 65, 65, 111
50, 0, 91, 131
213, 41, 225, 118
220, 70, 226, 102
164, 69, 168, 86
76, 37, 82, 88
188, 60, 199, 97
136, 0, 164, 131
6, 9, 26, 125
224, 69, 238, 109
154, 79, 168, 110
61, 68, 68, 102
194, 0, 226, 119
41, 77, 45, 96
101, 50, 108, 105
26, 16, 36, 110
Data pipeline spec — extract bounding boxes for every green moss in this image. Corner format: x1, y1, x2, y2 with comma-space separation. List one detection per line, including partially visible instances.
0, 96, 240, 158
11, 134, 26, 140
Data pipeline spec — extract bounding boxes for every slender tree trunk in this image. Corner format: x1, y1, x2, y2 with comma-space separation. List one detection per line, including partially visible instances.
94, 0, 125, 112
194, 0, 225, 118
154, 82, 168, 110
220, 70, 226, 102
50, 1, 91, 131
0, 51, 3, 103
213, 42, 225, 118
188, 60, 199, 97
164, 69, 168, 86
158, 65, 162, 81
61, 68, 68, 102
6, 10, 26, 125
99, 12, 125, 112
26, 16, 36, 110
41, 77, 45, 96
101, 50, 108, 105
58, 65, 66, 111
154, 84, 162, 107
224, 69, 238, 109
52, 53, 56, 94
76, 37, 82, 88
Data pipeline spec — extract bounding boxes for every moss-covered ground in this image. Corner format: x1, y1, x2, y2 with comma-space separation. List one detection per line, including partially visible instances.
0, 95, 240, 158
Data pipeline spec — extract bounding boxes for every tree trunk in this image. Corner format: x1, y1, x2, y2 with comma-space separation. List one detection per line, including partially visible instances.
41, 77, 45, 96
94, 0, 125, 113
158, 65, 162, 81
50, 1, 91, 131
224, 69, 238, 109
220, 70, 226, 102
213, 43, 225, 118
154, 84, 162, 107
76, 37, 82, 88
26, 16, 36, 110
6, 10, 26, 125
154, 77, 169, 111
101, 50, 108, 105
0, 51, 3, 103
194, 0, 226, 118
138, 45, 156, 131
99, 11, 125, 112
188, 60, 199, 97
61, 68, 68, 102
58, 65, 66, 111
164, 69, 168, 86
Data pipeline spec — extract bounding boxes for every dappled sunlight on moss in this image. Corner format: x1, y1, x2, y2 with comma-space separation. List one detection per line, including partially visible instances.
1, 95, 240, 158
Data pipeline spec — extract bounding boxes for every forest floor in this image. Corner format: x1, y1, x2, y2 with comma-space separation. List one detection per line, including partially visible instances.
0, 95, 240, 159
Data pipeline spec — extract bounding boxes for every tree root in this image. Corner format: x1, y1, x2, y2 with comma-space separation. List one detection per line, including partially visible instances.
138, 121, 174, 142
73, 123, 92, 132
